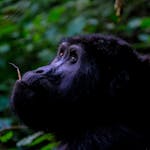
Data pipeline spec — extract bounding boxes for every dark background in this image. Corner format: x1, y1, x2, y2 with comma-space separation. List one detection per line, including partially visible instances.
0, 0, 150, 149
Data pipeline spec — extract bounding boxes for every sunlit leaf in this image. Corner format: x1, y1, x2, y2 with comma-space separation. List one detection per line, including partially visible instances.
17, 131, 44, 147
127, 18, 141, 29
138, 34, 150, 42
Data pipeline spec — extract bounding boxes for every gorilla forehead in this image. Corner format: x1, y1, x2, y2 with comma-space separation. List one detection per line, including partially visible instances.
60, 34, 137, 67
61, 34, 130, 52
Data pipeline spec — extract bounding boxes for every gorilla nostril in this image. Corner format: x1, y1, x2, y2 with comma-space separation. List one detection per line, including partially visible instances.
35, 70, 44, 74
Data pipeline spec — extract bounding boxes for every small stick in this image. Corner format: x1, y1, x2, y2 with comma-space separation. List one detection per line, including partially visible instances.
114, 0, 124, 17
9, 62, 22, 80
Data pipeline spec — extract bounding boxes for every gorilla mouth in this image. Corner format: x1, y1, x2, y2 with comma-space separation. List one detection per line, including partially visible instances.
11, 79, 53, 129
11, 77, 53, 108
11, 79, 43, 109
21, 75, 50, 89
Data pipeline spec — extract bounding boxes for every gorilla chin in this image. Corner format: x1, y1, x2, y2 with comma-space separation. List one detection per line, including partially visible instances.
11, 71, 62, 131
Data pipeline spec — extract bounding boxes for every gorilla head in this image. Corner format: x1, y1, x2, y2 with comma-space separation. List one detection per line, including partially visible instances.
11, 34, 150, 149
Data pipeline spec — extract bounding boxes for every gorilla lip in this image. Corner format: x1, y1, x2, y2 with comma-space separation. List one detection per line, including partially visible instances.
14, 77, 48, 94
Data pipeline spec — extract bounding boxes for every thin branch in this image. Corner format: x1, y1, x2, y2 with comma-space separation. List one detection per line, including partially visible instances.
9, 62, 22, 80
114, 0, 124, 17
0, 125, 27, 135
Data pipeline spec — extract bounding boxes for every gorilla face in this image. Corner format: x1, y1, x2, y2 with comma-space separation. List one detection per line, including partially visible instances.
11, 40, 100, 132
11, 34, 144, 134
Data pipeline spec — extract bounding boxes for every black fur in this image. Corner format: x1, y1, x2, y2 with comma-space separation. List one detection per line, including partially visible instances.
11, 34, 150, 150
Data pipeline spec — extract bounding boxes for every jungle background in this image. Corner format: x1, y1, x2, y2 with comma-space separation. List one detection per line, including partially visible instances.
0, 0, 150, 149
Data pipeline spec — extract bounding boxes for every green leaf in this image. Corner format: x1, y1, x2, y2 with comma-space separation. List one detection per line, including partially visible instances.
0, 118, 12, 129
17, 131, 44, 147
0, 44, 10, 53
0, 96, 9, 111
128, 17, 150, 30
138, 34, 150, 42
140, 17, 150, 29
33, 33, 41, 43
38, 49, 55, 63
0, 131, 13, 143
0, 24, 17, 36
30, 133, 55, 146
127, 18, 141, 29
41, 142, 59, 150
67, 16, 86, 35
0, 59, 5, 68
48, 6, 65, 23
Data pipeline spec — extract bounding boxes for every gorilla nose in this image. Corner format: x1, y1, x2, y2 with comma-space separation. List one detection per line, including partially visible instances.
34, 65, 51, 75
35, 69, 44, 74
35, 66, 61, 85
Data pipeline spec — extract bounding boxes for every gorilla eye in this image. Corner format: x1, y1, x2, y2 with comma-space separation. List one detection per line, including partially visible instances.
70, 50, 78, 64
59, 51, 64, 57
59, 49, 65, 58
58, 42, 68, 58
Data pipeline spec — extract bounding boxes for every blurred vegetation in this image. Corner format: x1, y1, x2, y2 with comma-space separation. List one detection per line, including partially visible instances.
0, 0, 150, 149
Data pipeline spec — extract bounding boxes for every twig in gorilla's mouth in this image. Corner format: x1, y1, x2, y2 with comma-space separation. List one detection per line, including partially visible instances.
9, 63, 22, 80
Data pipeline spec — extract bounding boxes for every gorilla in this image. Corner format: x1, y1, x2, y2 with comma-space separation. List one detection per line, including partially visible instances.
11, 34, 150, 150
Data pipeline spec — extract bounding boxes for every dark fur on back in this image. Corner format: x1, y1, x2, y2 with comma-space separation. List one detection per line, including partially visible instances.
11, 34, 150, 150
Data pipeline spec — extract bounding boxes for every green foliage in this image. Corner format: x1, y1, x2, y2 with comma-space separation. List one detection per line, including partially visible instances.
0, 0, 150, 149
0, 131, 13, 143
0, 96, 9, 112
16, 131, 59, 149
